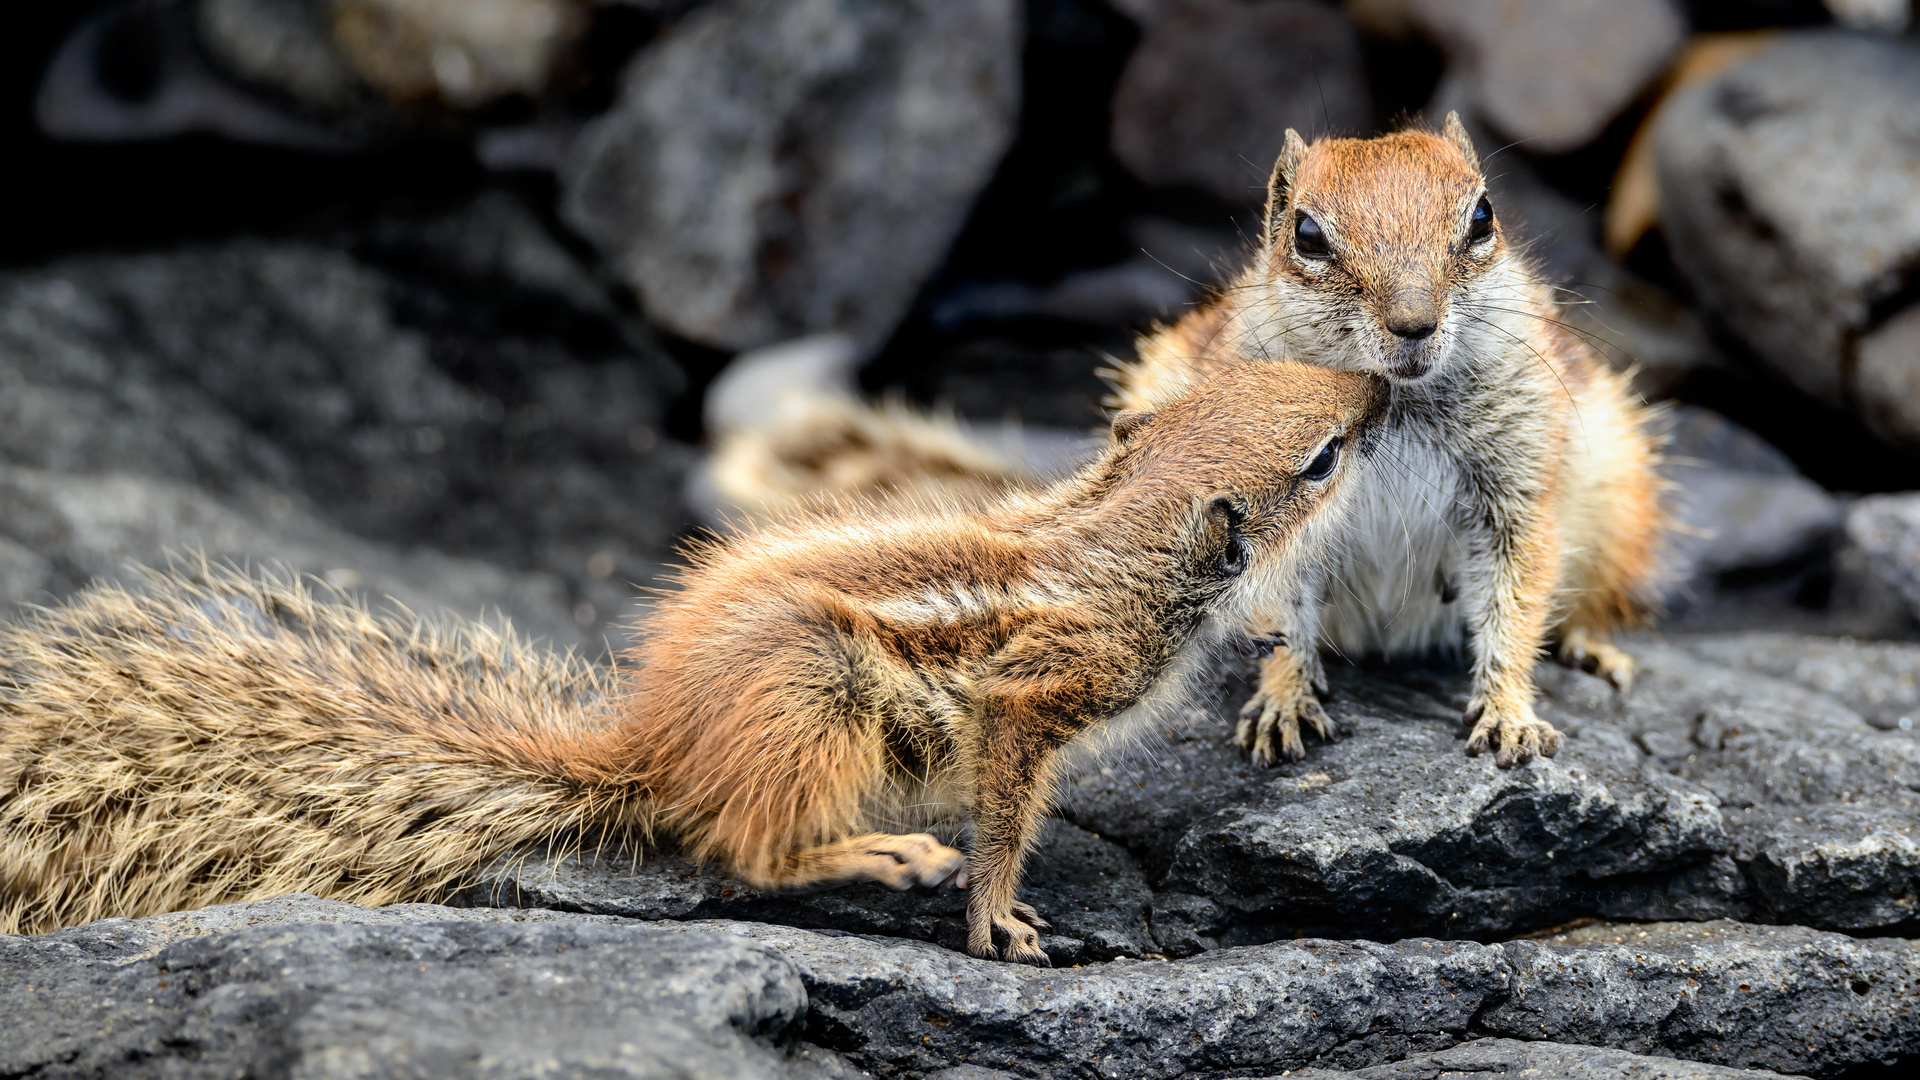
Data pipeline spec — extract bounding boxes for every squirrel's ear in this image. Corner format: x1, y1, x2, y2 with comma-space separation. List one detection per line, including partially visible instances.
1263, 129, 1309, 248
1441, 111, 1481, 172
1111, 409, 1154, 444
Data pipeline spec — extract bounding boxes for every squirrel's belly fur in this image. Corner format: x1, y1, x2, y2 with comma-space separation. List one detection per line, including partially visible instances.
0, 361, 1386, 962
1317, 427, 1465, 657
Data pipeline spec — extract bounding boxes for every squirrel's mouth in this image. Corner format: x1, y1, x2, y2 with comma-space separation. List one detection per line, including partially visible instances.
1383, 347, 1435, 382
1379, 331, 1444, 382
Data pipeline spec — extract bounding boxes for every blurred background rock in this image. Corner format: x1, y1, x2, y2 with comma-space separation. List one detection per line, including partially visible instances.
7, 0, 1920, 647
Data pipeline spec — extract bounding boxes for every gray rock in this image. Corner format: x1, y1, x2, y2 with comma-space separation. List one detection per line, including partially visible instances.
0, 465, 581, 647
1373, 0, 1683, 153
1663, 466, 1842, 581
1109, 0, 1370, 205
1589, 638, 1920, 929
1, 896, 852, 1080
1106, 663, 1737, 940
1663, 407, 1799, 478
460, 632, 1919, 948
0, 195, 695, 647
36, 0, 356, 149
1673, 632, 1920, 732
457, 817, 1156, 964
562, 0, 1020, 353
1656, 33, 1920, 448
1846, 494, 1920, 628
1274, 1037, 1805, 1078
16, 898, 1914, 1078
674, 917, 1916, 1078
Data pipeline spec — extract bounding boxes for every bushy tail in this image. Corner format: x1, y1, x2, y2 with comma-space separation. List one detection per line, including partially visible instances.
0, 560, 648, 935
703, 394, 1037, 521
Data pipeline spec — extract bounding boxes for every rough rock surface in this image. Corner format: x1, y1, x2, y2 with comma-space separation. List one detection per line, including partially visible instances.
669, 917, 1920, 1078
1, 896, 854, 1080
457, 817, 1155, 967
1109, 0, 1369, 205
1656, 32, 1920, 449
6, 896, 1911, 1078
0, 194, 694, 648
463, 632, 1919, 948
562, 0, 1020, 353
1277, 1038, 1804, 1079
1368, 0, 1683, 153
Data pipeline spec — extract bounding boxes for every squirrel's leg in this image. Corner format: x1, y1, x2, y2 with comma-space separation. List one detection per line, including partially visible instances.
964, 721, 1067, 966
1236, 578, 1333, 766
771, 832, 966, 891
1555, 624, 1635, 693
1456, 492, 1562, 767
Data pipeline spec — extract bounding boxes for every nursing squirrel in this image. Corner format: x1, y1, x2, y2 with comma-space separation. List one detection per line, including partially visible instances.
713, 115, 1667, 769
0, 361, 1384, 964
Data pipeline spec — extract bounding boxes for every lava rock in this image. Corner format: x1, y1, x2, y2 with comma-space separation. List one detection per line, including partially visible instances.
1656, 32, 1920, 449
1277, 1037, 1806, 1079
1674, 633, 1920, 733
1596, 638, 1920, 929
1846, 494, 1920, 627
562, 0, 1020, 353
1112, 664, 1735, 940
0, 465, 581, 647
0, 194, 695, 646
675, 916, 1916, 1078
457, 817, 1157, 964
1062, 633, 1919, 941
15, 897, 1914, 1078
1662, 408, 1844, 582
36, 0, 356, 149
0, 896, 853, 1080
1109, 0, 1370, 205
1363, 0, 1683, 153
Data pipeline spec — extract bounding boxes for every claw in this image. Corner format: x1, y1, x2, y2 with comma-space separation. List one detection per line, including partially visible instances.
1241, 631, 1288, 658
1463, 696, 1560, 767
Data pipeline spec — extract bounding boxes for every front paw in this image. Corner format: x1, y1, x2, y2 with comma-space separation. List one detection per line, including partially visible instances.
1462, 696, 1562, 767
1235, 652, 1336, 767
967, 898, 1052, 966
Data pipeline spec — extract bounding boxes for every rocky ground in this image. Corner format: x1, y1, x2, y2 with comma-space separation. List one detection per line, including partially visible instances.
7, 1, 1920, 1078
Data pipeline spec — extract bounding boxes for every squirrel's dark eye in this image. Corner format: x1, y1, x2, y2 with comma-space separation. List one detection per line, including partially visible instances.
1467, 196, 1494, 245
1294, 212, 1331, 260
1302, 437, 1341, 481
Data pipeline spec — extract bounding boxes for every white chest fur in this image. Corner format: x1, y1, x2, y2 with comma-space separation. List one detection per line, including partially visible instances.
1317, 428, 1469, 656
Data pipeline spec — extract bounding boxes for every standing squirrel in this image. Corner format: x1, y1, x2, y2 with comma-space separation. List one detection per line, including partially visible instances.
1117, 114, 1664, 768
0, 361, 1384, 963
712, 115, 1666, 769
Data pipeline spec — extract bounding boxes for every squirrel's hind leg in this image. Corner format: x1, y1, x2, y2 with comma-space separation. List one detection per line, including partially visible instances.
1555, 625, 1636, 693
773, 832, 966, 891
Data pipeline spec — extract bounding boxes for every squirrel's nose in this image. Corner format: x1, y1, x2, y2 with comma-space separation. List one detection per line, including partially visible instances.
1387, 318, 1436, 341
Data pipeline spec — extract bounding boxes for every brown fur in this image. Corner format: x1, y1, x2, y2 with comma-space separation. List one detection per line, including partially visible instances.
0, 363, 1384, 962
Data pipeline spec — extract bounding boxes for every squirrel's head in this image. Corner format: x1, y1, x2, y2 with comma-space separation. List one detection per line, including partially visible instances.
1106, 361, 1387, 609
1252, 113, 1505, 385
